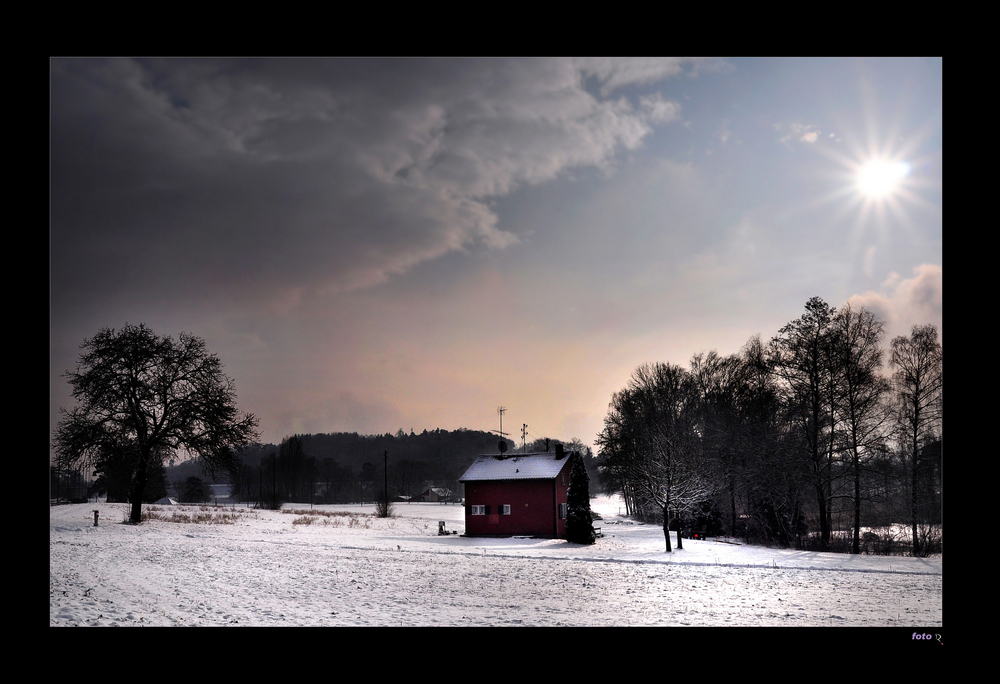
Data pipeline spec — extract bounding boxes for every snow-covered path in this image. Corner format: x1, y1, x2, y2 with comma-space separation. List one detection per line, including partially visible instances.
50, 498, 942, 626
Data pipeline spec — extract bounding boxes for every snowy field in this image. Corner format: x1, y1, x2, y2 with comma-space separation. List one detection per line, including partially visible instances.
50, 495, 942, 627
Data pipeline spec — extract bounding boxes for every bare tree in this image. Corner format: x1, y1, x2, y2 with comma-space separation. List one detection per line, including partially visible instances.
596, 387, 645, 516
54, 324, 259, 523
597, 363, 710, 552
889, 324, 942, 556
831, 304, 891, 553
689, 349, 756, 539
277, 435, 307, 502
769, 297, 839, 550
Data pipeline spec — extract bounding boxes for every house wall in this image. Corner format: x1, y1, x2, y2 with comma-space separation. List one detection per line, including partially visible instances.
464, 465, 571, 538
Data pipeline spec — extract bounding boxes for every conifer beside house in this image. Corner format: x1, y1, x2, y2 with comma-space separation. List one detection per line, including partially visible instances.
565, 452, 597, 544
459, 445, 574, 538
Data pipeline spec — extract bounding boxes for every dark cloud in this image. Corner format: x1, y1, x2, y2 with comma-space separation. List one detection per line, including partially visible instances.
51, 58, 692, 320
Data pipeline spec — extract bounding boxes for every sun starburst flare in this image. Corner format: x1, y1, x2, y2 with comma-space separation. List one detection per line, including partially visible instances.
856, 158, 911, 199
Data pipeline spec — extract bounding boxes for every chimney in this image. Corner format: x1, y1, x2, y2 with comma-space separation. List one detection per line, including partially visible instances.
555, 443, 565, 460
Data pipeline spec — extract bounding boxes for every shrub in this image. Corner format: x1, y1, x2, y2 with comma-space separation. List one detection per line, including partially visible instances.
374, 493, 395, 519
122, 504, 245, 525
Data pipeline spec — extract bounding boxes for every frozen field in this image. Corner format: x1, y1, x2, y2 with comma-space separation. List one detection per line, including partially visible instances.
50, 496, 942, 626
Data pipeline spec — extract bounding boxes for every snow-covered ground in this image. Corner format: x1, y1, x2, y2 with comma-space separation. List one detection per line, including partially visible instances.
50, 496, 942, 626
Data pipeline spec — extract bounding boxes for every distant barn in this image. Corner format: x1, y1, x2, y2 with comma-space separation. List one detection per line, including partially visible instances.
417, 487, 451, 502
458, 445, 574, 538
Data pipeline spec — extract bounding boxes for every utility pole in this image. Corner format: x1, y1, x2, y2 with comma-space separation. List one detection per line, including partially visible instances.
522, 424, 527, 453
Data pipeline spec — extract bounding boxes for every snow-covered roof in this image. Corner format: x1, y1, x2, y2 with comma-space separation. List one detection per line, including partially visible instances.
459, 452, 572, 482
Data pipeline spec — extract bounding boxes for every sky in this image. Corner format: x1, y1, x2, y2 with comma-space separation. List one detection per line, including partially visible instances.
49, 57, 942, 457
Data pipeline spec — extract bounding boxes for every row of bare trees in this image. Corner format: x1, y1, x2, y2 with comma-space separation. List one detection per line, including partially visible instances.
596, 297, 942, 556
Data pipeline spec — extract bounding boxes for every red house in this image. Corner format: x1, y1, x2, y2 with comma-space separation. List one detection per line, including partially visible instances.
459, 446, 574, 538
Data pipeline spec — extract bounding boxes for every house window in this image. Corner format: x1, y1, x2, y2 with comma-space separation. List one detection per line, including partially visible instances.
471, 505, 486, 515
559, 503, 567, 519
500, 504, 510, 515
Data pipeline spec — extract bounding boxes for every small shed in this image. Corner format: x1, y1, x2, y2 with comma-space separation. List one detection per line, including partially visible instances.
458, 445, 574, 538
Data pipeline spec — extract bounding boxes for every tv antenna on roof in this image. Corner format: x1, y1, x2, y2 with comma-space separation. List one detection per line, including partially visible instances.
494, 406, 509, 454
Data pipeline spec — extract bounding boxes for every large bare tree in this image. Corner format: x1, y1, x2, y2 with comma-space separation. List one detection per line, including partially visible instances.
831, 304, 891, 554
54, 324, 260, 523
769, 297, 839, 550
597, 363, 709, 552
889, 324, 942, 556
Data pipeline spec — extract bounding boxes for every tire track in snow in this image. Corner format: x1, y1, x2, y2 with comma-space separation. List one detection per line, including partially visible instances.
336, 544, 941, 576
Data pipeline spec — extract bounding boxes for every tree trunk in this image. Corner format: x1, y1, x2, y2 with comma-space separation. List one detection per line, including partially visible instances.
730, 487, 737, 538
794, 499, 803, 549
815, 478, 830, 551
663, 503, 671, 552
911, 447, 920, 556
129, 456, 148, 524
852, 451, 861, 554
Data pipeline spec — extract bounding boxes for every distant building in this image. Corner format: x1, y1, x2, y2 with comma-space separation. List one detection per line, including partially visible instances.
458, 445, 574, 538
417, 487, 451, 502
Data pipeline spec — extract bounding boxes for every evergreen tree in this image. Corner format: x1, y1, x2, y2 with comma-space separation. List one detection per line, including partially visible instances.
566, 453, 596, 544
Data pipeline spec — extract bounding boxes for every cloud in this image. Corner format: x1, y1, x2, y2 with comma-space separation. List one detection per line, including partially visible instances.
573, 57, 727, 95
640, 93, 682, 124
776, 122, 822, 148
846, 264, 942, 341
50, 58, 695, 312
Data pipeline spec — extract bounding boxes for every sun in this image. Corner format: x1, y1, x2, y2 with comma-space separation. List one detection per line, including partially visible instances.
817, 137, 927, 232
856, 158, 911, 199
805, 74, 940, 251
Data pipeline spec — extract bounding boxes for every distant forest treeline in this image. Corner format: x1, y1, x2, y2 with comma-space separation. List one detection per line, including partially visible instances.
163, 428, 598, 507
